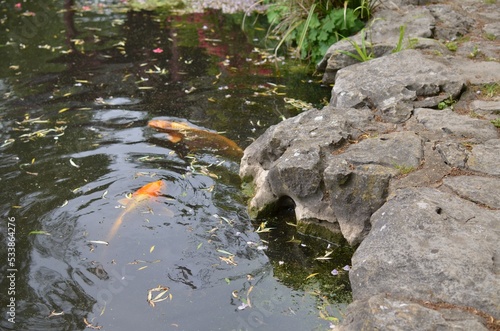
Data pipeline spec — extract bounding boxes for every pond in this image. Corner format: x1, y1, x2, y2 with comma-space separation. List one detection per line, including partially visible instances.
0, 1, 353, 330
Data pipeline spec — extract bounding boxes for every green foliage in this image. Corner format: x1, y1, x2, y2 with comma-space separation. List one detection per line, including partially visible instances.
353, 0, 379, 20
491, 118, 500, 128
264, 0, 365, 63
392, 25, 406, 53
438, 95, 456, 110
481, 82, 500, 98
445, 41, 458, 52
338, 29, 373, 62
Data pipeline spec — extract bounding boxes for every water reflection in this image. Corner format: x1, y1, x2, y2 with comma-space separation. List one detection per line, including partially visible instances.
0, 2, 342, 330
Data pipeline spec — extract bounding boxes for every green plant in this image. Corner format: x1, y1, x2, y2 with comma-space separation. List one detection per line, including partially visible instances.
392, 24, 406, 53
438, 95, 456, 110
338, 28, 373, 62
481, 82, 500, 98
491, 118, 500, 128
468, 45, 480, 58
353, 0, 379, 20
261, 0, 365, 63
393, 164, 415, 175
445, 41, 458, 52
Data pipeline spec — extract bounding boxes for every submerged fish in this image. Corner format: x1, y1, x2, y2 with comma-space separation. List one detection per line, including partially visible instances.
106, 180, 171, 242
148, 119, 243, 159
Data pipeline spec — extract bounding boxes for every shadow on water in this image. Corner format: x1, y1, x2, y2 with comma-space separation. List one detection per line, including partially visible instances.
0, 1, 352, 330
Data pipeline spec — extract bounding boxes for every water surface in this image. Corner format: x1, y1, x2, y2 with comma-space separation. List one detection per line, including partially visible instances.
0, 2, 352, 330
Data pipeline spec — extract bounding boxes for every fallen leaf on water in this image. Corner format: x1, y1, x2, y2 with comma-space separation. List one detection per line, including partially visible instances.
219, 255, 237, 266
305, 273, 319, 280
147, 286, 172, 307
88, 240, 109, 246
69, 158, 80, 168
216, 249, 234, 256
29, 230, 51, 236
150, 245, 155, 253
83, 318, 101, 330
48, 310, 64, 318
138, 266, 148, 271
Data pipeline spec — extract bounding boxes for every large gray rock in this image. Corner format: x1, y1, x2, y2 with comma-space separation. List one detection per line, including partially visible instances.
331, 50, 465, 123
414, 108, 498, 142
349, 187, 500, 320
427, 4, 474, 40
317, 6, 436, 84
340, 294, 489, 331
467, 139, 500, 176
443, 175, 500, 209
240, 106, 407, 245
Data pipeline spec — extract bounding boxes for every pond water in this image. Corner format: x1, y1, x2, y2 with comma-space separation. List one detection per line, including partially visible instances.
0, 1, 353, 330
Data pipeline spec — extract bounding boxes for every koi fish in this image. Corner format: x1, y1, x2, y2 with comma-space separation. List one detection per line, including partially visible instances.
148, 119, 244, 159
106, 180, 171, 242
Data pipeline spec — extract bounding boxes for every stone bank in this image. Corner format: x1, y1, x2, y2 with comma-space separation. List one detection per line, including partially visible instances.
240, 0, 500, 329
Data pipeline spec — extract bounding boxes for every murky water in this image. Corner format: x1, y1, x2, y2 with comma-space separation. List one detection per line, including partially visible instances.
0, 2, 352, 330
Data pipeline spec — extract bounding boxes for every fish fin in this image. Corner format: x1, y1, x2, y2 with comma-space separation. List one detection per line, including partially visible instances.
118, 198, 130, 206
167, 132, 183, 143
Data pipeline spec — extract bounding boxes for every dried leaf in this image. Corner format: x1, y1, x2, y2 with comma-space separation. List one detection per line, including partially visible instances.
305, 273, 319, 280
69, 158, 80, 168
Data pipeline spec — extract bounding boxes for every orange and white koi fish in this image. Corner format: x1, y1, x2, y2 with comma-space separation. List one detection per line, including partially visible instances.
148, 119, 243, 159
106, 180, 171, 242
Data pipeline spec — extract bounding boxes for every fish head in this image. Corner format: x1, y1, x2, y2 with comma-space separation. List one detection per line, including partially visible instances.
134, 180, 165, 198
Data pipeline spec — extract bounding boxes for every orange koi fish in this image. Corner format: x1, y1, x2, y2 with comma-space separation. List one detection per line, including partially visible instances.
106, 180, 171, 242
148, 119, 243, 159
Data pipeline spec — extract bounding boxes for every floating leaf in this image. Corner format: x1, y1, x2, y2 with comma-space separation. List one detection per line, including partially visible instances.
197, 242, 203, 250
150, 245, 155, 253
29, 230, 51, 235
69, 158, 80, 168
88, 240, 109, 246
217, 249, 234, 256
138, 266, 148, 271
305, 273, 319, 280
147, 286, 171, 307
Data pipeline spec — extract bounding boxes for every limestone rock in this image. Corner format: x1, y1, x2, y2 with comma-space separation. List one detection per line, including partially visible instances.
428, 4, 474, 40
339, 294, 489, 331
350, 187, 500, 320
331, 50, 465, 123
443, 175, 500, 209
317, 6, 435, 84
466, 139, 500, 176
414, 108, 498, 142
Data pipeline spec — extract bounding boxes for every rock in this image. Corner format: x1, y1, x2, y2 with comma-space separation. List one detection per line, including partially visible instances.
414, 108, 498, 142
240, 106, 376, 220
317, 6, 436, 84
483, 22, 500, 39
339, 294, 489, 331
241, 0, 500, 327
427, 4, 474, 40
466, 139, 500, 176
331, 50, 465, 123
443, 175, 500, 209
435, 142, 468, 168
349, 187, 500, 320
469, 100, 500, 121
450, 59, 500, 85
